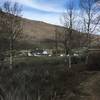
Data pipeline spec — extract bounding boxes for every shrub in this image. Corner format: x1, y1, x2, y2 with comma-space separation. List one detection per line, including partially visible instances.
0, 53, 5, 61
71, 56, 85, 64
88, 51, 100, 70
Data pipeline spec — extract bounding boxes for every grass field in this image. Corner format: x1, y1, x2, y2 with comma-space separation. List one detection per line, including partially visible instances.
0, 56, 100, 100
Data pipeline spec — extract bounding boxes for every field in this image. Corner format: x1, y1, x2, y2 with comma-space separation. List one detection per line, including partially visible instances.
0, 56, 100, 100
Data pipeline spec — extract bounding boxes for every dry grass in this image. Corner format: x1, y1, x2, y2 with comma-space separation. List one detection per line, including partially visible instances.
21, 18, 63, 42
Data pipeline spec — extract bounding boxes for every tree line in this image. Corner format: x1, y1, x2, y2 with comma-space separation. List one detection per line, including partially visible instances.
54, 0, 100, 68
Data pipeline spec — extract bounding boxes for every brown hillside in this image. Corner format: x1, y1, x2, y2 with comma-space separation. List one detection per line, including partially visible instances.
22, 18, 63, 42
21, 18, 100, 47
0, 10, 100, 48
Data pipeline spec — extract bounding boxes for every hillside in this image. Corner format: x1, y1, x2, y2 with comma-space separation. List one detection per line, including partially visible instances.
19, 18, 87, 48
21, 18, 63, 43
0, 10, 100, 49
21, 18, 100, 45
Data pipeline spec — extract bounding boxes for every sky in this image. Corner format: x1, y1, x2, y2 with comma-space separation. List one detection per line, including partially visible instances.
0, 0, 99, 33
0, 0, 80, 25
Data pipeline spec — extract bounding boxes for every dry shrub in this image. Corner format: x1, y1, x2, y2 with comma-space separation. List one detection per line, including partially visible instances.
88, 51, 100, 70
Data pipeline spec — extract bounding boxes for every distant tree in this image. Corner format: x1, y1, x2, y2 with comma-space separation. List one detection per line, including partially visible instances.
74, 20, 88, 48
54, 27, 61, 56
63, 0, 77, 68
54, 28, 58, 56
80, 0, 100, 63
1, 1, 23, 69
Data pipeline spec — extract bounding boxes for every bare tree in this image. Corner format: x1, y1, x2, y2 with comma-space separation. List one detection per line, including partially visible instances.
54, 28, 58, 56
2, 1, 23, 69
63, 0, 77, 68
54, 27, 62, 56
80, 0, 100, 63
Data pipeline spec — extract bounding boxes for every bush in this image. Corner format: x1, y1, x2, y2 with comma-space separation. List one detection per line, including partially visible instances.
71, 56, 85, 64
88, 51, 100, 70
0, 53, 5, 61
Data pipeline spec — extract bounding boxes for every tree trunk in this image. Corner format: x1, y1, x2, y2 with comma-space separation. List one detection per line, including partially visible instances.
37, 94, 41, 100
9, 38, 13, 69
68, 54, 71, 68
85, 49, 89, 64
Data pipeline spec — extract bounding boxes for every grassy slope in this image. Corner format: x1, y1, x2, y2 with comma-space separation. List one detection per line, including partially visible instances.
22, 18, 63, 42
1, 15, 100, 49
